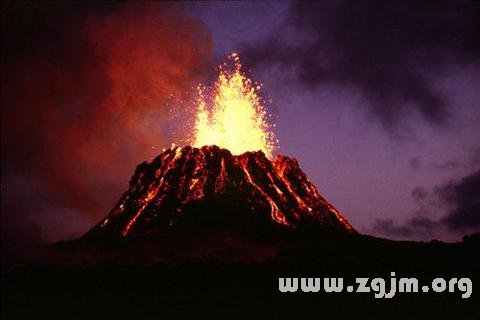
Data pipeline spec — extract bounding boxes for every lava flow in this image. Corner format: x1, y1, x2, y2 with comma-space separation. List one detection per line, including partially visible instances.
85, 54, 355, 240
91, 145, 355, 238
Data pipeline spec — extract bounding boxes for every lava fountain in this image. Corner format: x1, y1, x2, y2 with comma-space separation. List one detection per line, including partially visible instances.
192, 53, 277, 158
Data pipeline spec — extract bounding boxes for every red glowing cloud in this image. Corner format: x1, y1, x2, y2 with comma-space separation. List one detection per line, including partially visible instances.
2, 2, 212, 242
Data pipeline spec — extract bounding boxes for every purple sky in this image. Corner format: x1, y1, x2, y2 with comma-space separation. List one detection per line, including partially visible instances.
189, 1, 480, 241
2, 2, 479, 248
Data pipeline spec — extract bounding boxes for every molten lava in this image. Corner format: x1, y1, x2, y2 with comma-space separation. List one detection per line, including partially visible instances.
88, 146, 355, 238
193, 53, 276, 158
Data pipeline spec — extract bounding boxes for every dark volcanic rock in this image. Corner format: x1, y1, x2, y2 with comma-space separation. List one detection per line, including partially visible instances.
84, 145, 355, 241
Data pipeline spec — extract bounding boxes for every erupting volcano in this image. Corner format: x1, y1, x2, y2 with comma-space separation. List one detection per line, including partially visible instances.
84, 54, 355, 243
193, 53, 276, 158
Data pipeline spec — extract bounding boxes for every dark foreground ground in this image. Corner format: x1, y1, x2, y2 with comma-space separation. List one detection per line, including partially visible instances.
2, 233, 480, 319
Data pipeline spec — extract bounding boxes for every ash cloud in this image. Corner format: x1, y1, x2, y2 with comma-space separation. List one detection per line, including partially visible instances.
437, 169, 480, 231
242, 1, 480, 129
408, 157, 422, 170
1, 2, 212, 249
371, 219, 414, 237
434, 146, 480, 170
371, 215, 438, 238
411, 187, 428, 202
371, 169, 480, 240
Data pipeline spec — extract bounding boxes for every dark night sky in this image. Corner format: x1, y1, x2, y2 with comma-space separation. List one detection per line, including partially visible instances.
2, 1, 479, 249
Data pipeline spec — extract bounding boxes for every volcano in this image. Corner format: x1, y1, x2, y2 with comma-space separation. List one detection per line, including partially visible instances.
77, 55, 356, 258
84, 145, 354, 243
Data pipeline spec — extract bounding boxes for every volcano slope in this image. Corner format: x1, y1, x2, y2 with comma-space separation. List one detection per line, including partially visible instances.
61, 145, 356, 262
89, 145, 354, 236
3, 146, 479, 320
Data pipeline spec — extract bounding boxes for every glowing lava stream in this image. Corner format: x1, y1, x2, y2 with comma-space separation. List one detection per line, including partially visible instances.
193, 53, 276, 158
273, 161, 312, 213
122, 147, 183, 236
239, 157, 289, 226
